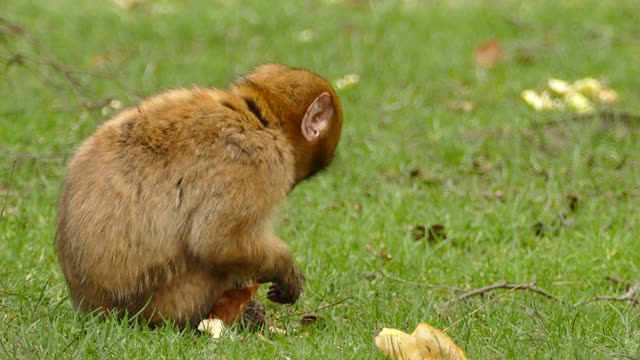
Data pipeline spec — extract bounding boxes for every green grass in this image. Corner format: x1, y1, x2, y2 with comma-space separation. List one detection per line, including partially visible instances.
2, 0, 640, 358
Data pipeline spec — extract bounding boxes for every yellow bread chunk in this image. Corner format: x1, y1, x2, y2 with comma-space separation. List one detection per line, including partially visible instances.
375, 323, 467, 360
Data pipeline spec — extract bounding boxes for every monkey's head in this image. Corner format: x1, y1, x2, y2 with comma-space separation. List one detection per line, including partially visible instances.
231, 64, 343, 184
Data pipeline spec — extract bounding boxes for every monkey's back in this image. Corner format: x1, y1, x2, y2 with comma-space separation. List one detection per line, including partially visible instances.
56, 87, 295, 309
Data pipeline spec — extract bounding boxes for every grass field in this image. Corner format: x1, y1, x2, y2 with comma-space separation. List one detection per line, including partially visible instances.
2, 0, 640, 358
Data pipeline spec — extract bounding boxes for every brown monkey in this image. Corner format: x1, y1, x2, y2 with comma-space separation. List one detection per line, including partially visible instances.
55, 63, 342, 327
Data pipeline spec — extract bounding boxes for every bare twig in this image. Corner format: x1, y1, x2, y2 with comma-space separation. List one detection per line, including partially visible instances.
273, 297, 351, 320
1, 149, 67, 161
605, 276, 623, 284
378, 271, 462, 292
49, 96, 117, 112
443, 285, 522, 332
2, 16, 142, 104
10, 334, 34, 358
0, 160, 16, 224
585, 282, 639, 305
442, 280, 567, 332
1, 16, 36, 44
444, 280, 567, 306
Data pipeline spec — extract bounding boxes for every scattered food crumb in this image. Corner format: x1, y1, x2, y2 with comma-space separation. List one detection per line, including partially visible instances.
197, 318, 226, 339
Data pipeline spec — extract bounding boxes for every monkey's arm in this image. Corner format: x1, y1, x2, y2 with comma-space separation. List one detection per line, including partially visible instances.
186, 161, 303, 304
191, 225, 304, 304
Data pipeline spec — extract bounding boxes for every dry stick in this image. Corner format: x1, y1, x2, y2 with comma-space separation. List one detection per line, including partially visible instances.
0, 16, 36, 44
1, 149, 66, 161
443, 282, 563, 332
0, 160, 17, 224
2, 17, 141, 102
444, 286, 522, 333
445, 280, 567, 306
50, 96, 117, 112
441, 280, 568, 333
273, 297, 351, 321
378, 271, 462, 292
586, 282, 639, 305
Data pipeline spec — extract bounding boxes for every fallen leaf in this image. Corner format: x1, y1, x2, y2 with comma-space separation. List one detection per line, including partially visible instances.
364, 272, 377, 281
448, 101, 476, 113
408, 225, 426, 241
407, 169, 443, 185
91, 51, 122, 67
300, 314, 318, 326
408, 169, 421, 178
375, 322, 467, 360
366, 242, 392, 260
341, 23, 359, 33
533, 221, 545, 237
488, 190, 505, 202
377, 249, 392, 260
565, 193, 581, 212
473, 39, 504, 67
427, 224, 447, 243
472, 158, 494, 173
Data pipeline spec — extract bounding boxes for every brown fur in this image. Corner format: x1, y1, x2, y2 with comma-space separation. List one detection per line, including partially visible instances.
55, 64, 342, 327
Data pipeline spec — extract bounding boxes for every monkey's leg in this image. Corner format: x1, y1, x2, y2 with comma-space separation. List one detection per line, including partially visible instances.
143, 269, 232, 328
208, 233, 305, 305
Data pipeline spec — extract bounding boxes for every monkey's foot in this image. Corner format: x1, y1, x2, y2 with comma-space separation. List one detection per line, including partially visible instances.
241, 300, 266, 330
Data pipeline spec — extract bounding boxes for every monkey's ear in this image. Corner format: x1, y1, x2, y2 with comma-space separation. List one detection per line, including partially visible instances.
301, 92, 334, 141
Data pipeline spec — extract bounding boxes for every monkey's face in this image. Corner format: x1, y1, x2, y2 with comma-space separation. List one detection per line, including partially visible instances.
232, 64, 343, 183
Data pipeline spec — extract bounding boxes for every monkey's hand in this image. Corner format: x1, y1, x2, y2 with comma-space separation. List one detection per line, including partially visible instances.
267, 265, 305, 304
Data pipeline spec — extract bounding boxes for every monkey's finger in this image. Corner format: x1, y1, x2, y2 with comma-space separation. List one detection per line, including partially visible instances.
267, 285, 292, 304
266, 286, 282, 302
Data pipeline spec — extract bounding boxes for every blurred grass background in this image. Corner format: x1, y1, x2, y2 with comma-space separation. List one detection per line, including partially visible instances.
1, 0, 639, 358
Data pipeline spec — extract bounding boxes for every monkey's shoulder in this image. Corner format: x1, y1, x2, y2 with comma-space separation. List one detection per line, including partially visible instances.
76, 88, 294, 186
93, 88, 287, 156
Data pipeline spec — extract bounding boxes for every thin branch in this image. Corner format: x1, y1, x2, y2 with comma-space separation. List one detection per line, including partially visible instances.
0, 160, 16, 224
49, 96, 117, 112
273, 297, 351, 320
442, 281, 566, 332
2, 16, 142, 102
585, 282, 639, 305
1, 149, 67, 161
444, 285, 522, 332
444, 280, 567, 306
10, 334, 34, 359
0, 16, 36, 44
